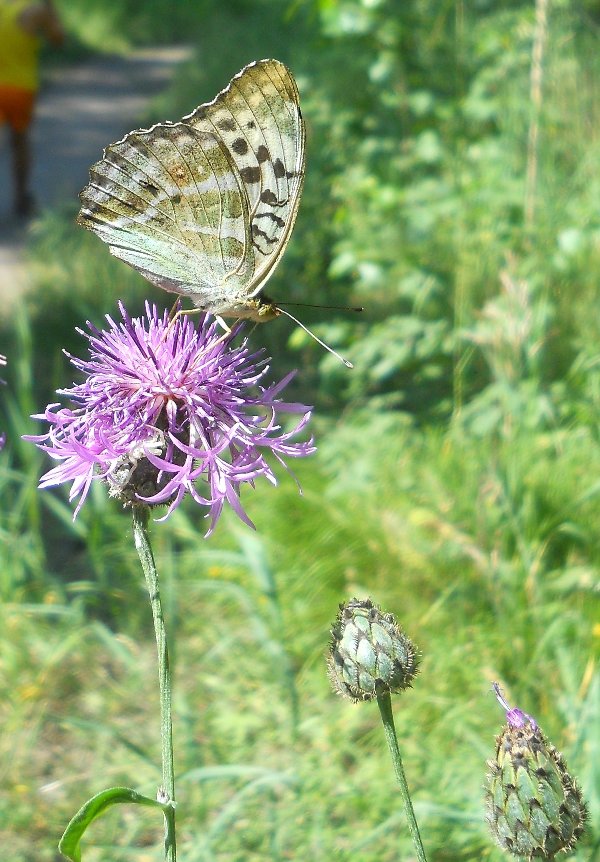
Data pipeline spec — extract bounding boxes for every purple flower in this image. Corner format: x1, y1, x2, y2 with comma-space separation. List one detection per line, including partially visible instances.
492, 682, 538, 730
25, 303, 315, 533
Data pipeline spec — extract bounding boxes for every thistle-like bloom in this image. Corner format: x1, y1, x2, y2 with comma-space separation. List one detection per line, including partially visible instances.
26, 303, 315, 532
327, 598, 420, 702
485, 683, 587, 860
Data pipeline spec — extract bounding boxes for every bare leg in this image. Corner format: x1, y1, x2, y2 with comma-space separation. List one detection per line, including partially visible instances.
10, 128, 34, 216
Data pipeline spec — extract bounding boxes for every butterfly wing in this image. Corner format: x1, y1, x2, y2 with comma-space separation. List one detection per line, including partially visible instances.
77, 121, 257, 313
77, 59, 305, 316
185, 59, 305, 298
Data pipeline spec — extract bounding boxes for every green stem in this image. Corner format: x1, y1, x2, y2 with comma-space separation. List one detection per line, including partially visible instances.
377, 689, 428, 862
132, 505, 176, 862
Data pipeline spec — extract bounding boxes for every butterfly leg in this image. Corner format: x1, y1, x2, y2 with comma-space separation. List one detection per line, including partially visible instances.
212, 317, 253, 348
161, 306, 244, 354
168, 303, 201, 325
218, 317, 260, 339
160, 303, 202, 342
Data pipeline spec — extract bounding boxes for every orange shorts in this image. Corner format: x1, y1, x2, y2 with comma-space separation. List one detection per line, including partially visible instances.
0, 84, 35, 132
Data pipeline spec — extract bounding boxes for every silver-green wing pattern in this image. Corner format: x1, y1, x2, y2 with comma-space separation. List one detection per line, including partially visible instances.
185, 59, 305, 296
77, 59, 305, 320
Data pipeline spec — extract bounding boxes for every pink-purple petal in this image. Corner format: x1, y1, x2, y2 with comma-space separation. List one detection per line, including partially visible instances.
25, 303, 315, 531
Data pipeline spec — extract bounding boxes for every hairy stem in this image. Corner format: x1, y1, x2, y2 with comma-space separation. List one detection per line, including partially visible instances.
132, 505, 176, 862
377, 689, 428, 862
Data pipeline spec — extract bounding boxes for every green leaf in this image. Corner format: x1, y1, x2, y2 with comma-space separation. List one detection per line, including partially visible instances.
58, 786, 164, 862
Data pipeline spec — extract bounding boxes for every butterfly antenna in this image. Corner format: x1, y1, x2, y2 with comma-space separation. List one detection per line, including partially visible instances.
276, 307, 353, 368
278, 302, 364, 313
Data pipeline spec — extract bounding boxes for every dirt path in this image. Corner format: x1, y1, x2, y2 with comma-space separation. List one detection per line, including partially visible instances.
0, 45, 191, 315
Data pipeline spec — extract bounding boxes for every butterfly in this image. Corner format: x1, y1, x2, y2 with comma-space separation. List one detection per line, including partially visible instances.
77, 59, 305, 324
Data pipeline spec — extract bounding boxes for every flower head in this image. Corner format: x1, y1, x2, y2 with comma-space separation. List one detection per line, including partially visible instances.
327, 598, 420, 702
485, 683, 587, 860
26, 303, 315, 532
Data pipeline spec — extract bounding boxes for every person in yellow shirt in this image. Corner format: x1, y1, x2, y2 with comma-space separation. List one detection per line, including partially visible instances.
0, 0, 64, 217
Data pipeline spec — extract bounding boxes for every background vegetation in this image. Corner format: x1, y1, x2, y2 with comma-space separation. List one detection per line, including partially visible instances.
1, 0, 599, 859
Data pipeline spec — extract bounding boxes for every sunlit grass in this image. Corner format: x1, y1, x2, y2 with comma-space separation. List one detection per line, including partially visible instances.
1, 389, 597, 859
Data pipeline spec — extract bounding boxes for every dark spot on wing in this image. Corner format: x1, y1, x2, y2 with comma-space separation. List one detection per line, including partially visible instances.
246, 120, 256, 129
240, 166, 261, 183
260, 190, 278, 204
256, 145, 270, 163
255, 210, 285, 228
171, 193, 182, 204
217, 117, 236, 132
140, 180, 160, 196
252, 223, 278, 248
273, 159, 286, 179
232, 137, 249, 155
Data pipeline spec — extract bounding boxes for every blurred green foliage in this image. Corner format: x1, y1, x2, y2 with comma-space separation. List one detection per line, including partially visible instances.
54, 0, 214, 53
1, 0, 599, 860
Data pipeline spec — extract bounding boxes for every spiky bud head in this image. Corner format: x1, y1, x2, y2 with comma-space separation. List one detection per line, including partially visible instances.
327, 598, 420, 702
485, 684, 587, 860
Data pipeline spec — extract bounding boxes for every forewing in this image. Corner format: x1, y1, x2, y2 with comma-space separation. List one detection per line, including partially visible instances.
77, 122, 255, 310
185, 58, 305, 296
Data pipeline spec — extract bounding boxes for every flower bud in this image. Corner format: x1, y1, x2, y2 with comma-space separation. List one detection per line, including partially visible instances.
485, 684, 587, 860
327, 598, 419, 702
